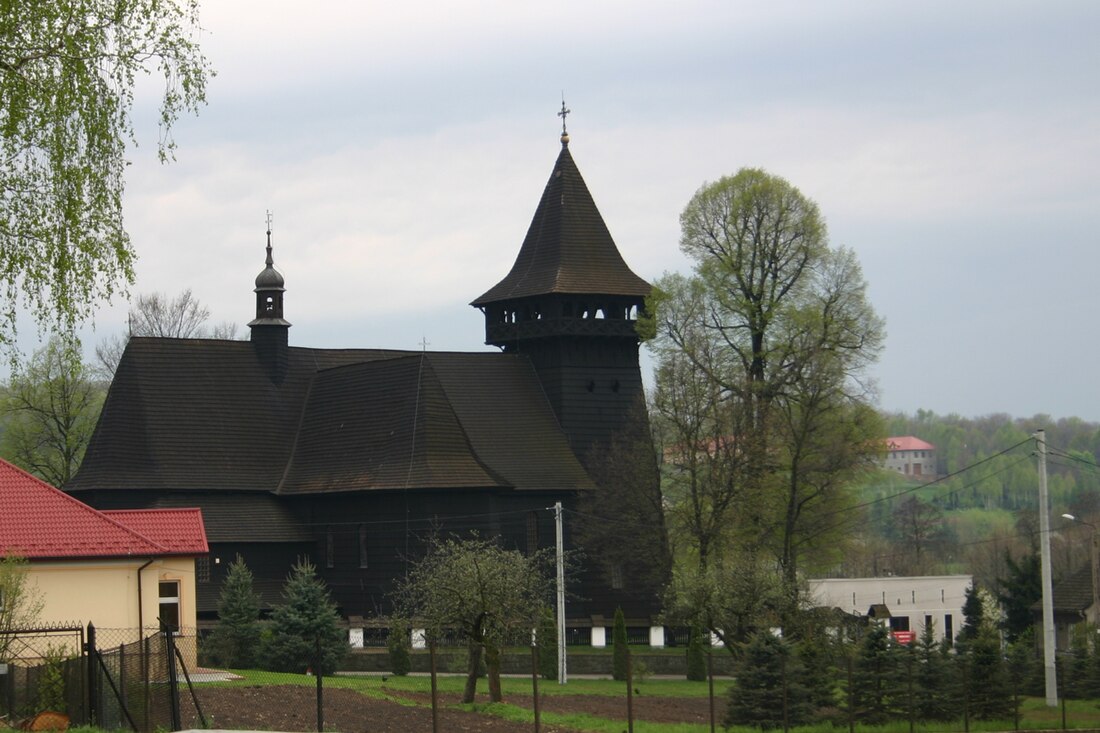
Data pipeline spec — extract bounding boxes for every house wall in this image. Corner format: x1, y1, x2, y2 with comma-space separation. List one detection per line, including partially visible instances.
809, 575, 971, 644
28, 557, 199, 647
884, 449, 936, 477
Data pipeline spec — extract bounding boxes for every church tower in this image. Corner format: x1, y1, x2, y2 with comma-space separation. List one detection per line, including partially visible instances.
472, 116, 651, 464
248, 216, 291, 382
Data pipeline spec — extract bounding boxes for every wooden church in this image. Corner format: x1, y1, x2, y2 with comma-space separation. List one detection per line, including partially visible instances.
67, 124, 660, 630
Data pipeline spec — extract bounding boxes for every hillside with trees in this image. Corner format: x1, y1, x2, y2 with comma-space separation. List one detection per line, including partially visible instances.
839, 410, 1100, 589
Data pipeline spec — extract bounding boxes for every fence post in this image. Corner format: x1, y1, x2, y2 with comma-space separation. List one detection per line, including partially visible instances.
530, 640, 541, 733
625, 647, 634, 733
429, 637, 440, 733
163, 627, 182, 732
707, 650, 716, 733
315, 635, 324, 733
85, 623, 98, 726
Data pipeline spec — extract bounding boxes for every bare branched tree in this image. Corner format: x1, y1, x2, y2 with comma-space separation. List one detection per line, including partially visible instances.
95, 289, 240, 378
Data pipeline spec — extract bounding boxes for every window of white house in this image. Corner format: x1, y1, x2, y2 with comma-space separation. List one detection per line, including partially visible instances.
159, 580, 181, 632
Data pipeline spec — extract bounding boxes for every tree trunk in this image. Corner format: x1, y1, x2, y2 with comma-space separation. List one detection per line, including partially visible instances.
462, 640, 482, 703
485, 643, 503, 702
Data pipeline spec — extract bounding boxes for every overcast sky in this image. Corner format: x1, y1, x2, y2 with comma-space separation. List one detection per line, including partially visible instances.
46, 1, 1100, 422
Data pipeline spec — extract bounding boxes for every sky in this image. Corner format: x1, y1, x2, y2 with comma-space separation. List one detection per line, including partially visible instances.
42, 1, 1100, 422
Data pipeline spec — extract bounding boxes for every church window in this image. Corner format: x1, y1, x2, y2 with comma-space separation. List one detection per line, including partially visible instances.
359, 524, 369, 568
197, 557, 210, 583
611, 564, 624, 590
594, 308, 605, 319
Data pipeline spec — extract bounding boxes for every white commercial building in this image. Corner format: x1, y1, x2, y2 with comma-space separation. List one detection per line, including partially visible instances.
809, 575, 972, 645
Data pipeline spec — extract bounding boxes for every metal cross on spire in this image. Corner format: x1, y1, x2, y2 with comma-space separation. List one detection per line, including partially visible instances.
265, 210, 274, 264
558, 96, 571, 144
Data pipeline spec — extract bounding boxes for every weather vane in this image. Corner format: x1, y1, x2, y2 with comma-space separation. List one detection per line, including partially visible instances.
558, 95, 570, 136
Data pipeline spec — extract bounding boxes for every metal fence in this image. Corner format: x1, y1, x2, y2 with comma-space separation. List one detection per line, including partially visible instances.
0, 624, 206, 733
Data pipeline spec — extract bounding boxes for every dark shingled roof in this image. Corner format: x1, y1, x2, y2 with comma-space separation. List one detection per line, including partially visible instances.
1051, 565, 1094, 613
472, 142, 651, 306
144, 493, 312, 543
69, 338, 595, 497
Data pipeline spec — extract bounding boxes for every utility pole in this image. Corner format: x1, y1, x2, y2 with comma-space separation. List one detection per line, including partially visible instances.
1036, 429, 1058, 707
554, 501, 567, 684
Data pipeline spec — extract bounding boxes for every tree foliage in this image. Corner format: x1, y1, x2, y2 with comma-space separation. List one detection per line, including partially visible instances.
203, 555, 262, 669
1, 337, 104, 486
648, 168, 884, 632
685, 624, 707, 682
260, 558, 347, 675
611, 607, 629, 682
386, 617, 412, 677
996, 549, 1041, 643
576, 401, 671, 605
535, 606, 557, 681
0, 555, 45, 661
95, 288, 239, 377
726, 632, 813, 729
663, 549, 784, 649
0, 0, 212, 347
391, 535, 553, 703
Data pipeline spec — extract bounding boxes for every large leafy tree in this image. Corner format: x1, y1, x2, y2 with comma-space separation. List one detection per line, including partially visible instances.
1, 337, 104, 486
391, 535, 553, 703
0, 1, 211, 348
648, 168, 884, 632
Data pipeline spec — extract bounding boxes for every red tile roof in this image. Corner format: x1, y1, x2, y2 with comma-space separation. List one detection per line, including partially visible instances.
0, 458, 207, 560
886, 436, 935, 452
104, 509, 208, 555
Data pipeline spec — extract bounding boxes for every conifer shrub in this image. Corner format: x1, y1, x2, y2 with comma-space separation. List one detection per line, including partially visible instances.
203, 554, 262, 668
536, 606, 558, 680
386, 618, 411, 676
725, 631, 812, 729
259, 558, 348, 675
686, 625, 707, 681
612, 607, 629, 682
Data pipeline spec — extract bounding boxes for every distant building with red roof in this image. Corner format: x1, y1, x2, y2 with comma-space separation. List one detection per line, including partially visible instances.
884, 436, 937, 479
0, 458, 207, 643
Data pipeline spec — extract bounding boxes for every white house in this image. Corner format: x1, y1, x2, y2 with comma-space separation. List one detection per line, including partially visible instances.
884, 436, 936, 479
809, 575, 971, 645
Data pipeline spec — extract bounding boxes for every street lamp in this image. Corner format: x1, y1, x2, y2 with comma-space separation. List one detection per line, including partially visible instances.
1061, 513, 1100, 623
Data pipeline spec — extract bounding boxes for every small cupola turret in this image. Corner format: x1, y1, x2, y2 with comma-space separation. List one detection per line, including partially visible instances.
248, 213, 291, 381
